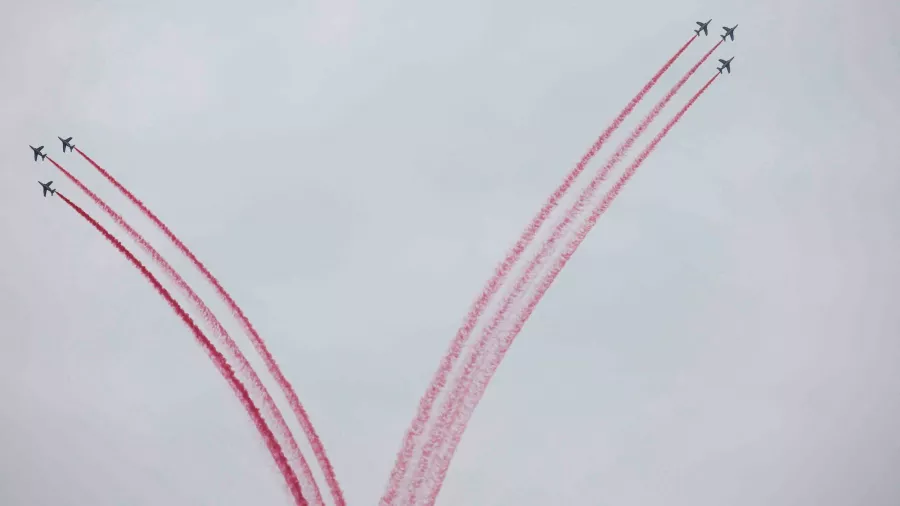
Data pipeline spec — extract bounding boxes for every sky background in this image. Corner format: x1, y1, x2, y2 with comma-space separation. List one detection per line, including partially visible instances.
2, 0, 899, 504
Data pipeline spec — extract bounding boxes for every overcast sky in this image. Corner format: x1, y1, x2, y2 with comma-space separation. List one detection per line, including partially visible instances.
2, 0, 899, 504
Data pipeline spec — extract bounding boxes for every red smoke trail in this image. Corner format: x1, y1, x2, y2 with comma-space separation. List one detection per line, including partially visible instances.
46, 157, 325, 506
424, 73, 721, 506
55, 191, 309, 506
380, 34, 698, 505
404, 40, 723, 505
73, 148, 345, 506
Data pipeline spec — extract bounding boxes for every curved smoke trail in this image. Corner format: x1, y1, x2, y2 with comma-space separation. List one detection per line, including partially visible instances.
47, 157, 325, 505
74, 148, 345, 506
406, 40, 722, 505
382, 34, 698, 505
424, 73, 721, 506
56, 191, 309, 506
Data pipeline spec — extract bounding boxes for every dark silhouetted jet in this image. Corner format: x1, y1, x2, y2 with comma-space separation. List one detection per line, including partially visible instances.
695, 19, 712, 36
58, 136, 75, 152
30, 145, 47, 162
717, 57, 734, 74
721, 24, 738, 42
39, 180, 56, 197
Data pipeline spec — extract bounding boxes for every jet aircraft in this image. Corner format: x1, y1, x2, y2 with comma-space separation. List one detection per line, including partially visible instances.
694, 19, 712, 36
717, 57, 734, 74
39, 180, 56, 197
58, 136, 75, 152
721, 24, 738, 41
30, 145, 47, 162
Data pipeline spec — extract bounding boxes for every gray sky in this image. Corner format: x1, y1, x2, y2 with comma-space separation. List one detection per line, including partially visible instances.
2, 0, 899, 504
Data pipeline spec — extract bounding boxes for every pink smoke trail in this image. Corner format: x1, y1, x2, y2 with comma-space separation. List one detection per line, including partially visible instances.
380, 34, 698, 505
424, 72, 722, 506
73, 148, 344, 506
47, 157, 324, 505
56, 191, 309, 506
405, 41, 723, 505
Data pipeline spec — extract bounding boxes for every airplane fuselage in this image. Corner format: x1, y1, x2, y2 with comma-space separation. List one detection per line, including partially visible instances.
721, 24, 738, 41
717, 57, 734, 74
58, 136, 75, 152
695, 19, 712, 36
30, 145, 45, 162
39, 181, 56, 197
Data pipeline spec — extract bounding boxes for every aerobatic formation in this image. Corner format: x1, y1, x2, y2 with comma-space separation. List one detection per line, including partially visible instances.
28, 19, 738, 506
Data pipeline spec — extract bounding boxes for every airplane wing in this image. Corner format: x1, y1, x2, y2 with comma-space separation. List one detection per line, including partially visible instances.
64, 137, 72, 142
33, 152, 38, 161
696, 21, 704, 26
719, 59, 727, 64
